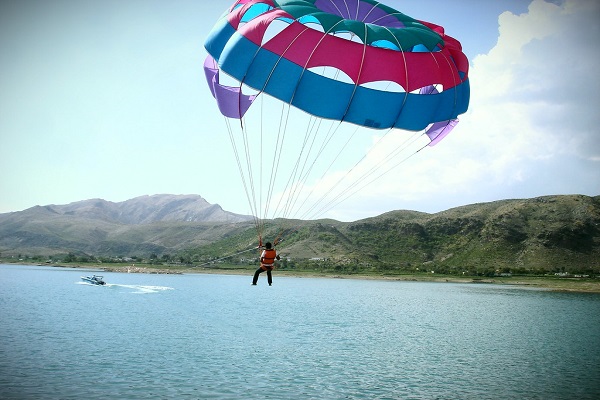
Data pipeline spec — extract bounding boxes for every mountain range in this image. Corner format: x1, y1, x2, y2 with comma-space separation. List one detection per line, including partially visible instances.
1, 194, 598, 273
14, 194, 252, 224
0, 194, 252, 256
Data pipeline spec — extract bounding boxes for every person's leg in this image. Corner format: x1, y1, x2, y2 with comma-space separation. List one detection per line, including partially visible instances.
267, 269, 272, 285
252, 268, 263, 285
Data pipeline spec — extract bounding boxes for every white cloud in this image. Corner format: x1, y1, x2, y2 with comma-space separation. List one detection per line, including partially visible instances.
322, 0, 600, 219
470, 0, 600, 161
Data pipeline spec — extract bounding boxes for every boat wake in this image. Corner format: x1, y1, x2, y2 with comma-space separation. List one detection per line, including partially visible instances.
77, 281, 174, 294
106, 283, 174, 294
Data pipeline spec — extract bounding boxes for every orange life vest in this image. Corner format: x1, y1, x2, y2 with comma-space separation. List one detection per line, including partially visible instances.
260, 249, 277, 270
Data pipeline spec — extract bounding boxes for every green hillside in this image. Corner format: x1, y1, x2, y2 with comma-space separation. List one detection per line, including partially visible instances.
182, 195, 600, 275
2, 195, 599, 276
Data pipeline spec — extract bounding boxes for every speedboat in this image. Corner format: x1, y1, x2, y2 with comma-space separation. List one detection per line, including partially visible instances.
81, 275, 106, 285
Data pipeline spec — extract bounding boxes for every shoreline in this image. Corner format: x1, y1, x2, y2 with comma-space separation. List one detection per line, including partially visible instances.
67, 264, 600, 294
5, 262, 600, 293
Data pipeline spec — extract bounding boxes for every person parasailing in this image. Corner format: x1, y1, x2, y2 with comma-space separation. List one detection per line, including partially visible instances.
252, 241, 280, 286
204, 0, 471, 265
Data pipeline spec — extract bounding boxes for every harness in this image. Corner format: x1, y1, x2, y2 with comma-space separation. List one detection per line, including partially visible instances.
260, 249, 277, 270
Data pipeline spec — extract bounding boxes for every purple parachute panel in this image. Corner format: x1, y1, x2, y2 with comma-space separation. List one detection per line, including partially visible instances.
203, 55, 256, 119
426, 119, 458, 146
314, 0, 405, 28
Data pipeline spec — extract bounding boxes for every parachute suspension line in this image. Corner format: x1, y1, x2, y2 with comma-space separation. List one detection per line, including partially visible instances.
241, 115, 255, 202
264, 106, 322, 244
265, 98, 314, 246
271, 115, 326, 242
281, 23, 380, 221
240, 107, 268, 238
279, 110, 415, 224
346, 130, 423, 191
251, 28, 315, 225
266, 104, 346, 242
301, 125, 422, 222
262, 18, 361, 228
271, 107, 369, 242
331, 138, 430, 211
270, 128, 439, 231
268, 21, 356, 225
281, 117, 332, 219
182, 245, 262, 271
306, 131, 427, 220
266, 103, 320, 250
282, 117, 344, 219
228, 47, 269, 242
228, 26, 316, 246
276, 20, 367, 222
224, 117, 261, 235
263, 99, 291, 221
230, 27, 311, 243
372, 11, 406, 26
259, 90, 264, 235
325, 0, 346, 18
312, 123, 360, 183
265, 28, 328, 219
294, 119, 344, 187
272, 115, 322, 220
290, 122, 361, 221
268, 116, 339, 247
293, 124, 400, 222
264, 19, 436, 226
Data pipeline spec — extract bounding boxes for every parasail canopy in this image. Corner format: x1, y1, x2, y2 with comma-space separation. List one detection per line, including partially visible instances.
205, 0, 469, 132
202, 0, 471, 241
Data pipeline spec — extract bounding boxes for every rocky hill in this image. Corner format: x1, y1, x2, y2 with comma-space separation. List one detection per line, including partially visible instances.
0, 194, 252, 256
20, 194, 252, 224
337, 194, 600, 272
1, 194, 598, 273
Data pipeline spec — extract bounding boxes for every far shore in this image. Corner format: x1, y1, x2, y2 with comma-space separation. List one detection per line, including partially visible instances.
7, 261, 599, 293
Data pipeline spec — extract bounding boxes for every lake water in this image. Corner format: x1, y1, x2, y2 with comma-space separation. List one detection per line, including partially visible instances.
1, 264, 599, 399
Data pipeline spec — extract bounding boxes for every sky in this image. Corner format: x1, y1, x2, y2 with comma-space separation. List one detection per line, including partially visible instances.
1, 0, 599, 221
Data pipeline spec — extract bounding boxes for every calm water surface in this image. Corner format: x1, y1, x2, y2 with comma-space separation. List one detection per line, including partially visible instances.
1, 264, 599, 399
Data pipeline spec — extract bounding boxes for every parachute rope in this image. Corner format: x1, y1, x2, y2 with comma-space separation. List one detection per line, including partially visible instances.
281, 118, 330, 218
180, 245, 261, 272
305, 134, 428, 220
287, 122, 359, 219
273, 115, 322, 219
224, 118, 257, 226
268, 19, 367, 227
295, 128, 423, 221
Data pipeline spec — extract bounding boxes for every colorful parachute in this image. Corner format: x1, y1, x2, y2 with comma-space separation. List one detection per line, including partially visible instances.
205, 0, 469, 135
203, 0, 470, 237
